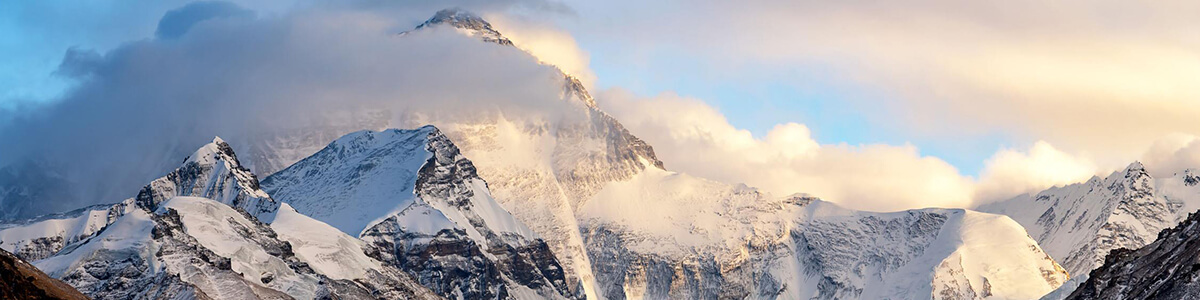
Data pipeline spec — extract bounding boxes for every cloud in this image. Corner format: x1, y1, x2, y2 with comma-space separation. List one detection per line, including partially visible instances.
595, 89, 1200, 210
974, 141, 1099, 203
557, 0, 1200, 167
1141, 134, 1200, 178
5, 0, 1199, 215
0, 2, 585, 213
155, 1, 255, 39
485, 13, 596, 87
598, 89, 976, 211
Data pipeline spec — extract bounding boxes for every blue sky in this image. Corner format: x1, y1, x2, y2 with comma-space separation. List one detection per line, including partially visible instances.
580, 39, 1007, 175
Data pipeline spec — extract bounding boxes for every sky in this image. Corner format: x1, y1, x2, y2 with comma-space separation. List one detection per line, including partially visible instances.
2, 0, 1198, 212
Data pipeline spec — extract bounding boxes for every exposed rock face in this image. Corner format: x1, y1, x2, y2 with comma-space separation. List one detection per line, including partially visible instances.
136, 137, 280, 221
980, 163, 1200, 278
0, 248, 88, 300
1065, 211, 1200, 299
263, 126, 579, 299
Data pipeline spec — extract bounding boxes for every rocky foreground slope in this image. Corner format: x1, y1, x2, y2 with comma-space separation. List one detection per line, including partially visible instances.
1064, 208, 1200, 299
0, 248, 87, 300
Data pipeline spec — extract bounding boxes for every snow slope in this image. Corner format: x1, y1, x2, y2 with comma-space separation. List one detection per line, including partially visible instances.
262, 126, 578, 300
979, 163, 1200, 279
0, 202, 132, 261
581, 167, 1067, 299
27, 137, 439, 300
269, 202, 382, 280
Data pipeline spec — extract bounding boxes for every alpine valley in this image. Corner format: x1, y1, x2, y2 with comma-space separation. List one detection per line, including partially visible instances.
0, 7, 1189, 300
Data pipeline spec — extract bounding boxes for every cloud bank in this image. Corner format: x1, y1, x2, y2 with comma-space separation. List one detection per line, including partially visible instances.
599, 90, 1199, 211
0, 1, 584, 214
559, 0, 1200, 169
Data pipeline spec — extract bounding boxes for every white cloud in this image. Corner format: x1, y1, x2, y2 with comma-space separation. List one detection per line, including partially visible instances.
1141, 134, 1200, 178
558, 0, 1200, 164
595, 89, 1200, 211
0, 2, 585, 210
486, 14, 597, 87
6, 0, 1200, 215
598, 89, 976, 211
974, 141, 1099, 203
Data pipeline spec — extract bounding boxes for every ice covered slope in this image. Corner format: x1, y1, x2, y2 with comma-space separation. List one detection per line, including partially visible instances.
0, 137, 282, 263
0, 202, 132, 262
28, 137, 438, 300
979, 163, 1200, 277
262, 126, 579, 300
1064, 209, 1200, 299
580, 167, 1067, 299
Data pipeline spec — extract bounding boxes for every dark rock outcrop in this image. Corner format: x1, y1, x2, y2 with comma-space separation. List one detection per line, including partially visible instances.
0, 248, 88, 300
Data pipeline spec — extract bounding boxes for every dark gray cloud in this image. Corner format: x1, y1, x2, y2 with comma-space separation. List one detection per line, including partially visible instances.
156, 1, 255, 39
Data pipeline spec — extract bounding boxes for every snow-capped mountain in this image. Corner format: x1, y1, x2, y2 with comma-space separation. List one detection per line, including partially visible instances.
241, 9, 662, 298
233, 8, 1077, 299
979, 163, 1200, 287
579, 167, 1067, 299
1062, 208, 1200, 299
0, 7, 1110, 300
0, 202, 129, 262
412, 8, 514, 47
262, 126, 580, 299
9, 137, 440, 299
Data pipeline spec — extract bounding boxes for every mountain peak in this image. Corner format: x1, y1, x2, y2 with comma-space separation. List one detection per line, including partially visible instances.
421, 8, 486, 27
413, 8, 513, 46
1125, 160, 1146, 172
1183, 169, 1199, 186
139, 137, 277, 220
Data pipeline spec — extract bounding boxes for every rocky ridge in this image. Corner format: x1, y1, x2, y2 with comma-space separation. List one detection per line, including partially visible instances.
980, 162, 1200, 294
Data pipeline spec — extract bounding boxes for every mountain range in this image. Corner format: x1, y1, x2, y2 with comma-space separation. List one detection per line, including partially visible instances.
1, 7, 1197, 300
